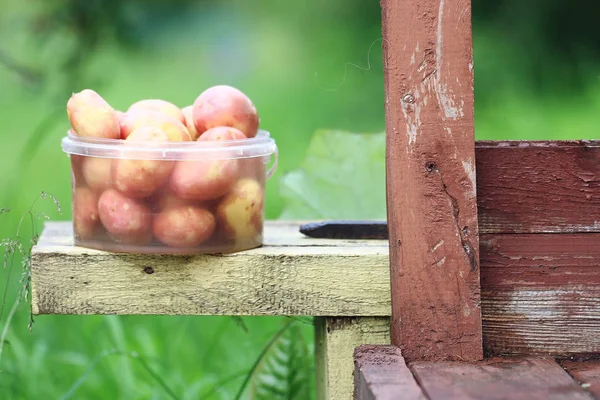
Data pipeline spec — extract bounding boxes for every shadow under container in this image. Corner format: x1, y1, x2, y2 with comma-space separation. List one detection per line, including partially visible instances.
61, 130, 278, 254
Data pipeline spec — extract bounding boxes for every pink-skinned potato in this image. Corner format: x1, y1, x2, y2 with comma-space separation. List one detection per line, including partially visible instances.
82, 157, 112, 193
198, 126, 247, 142
73, 187, 101, 240
170, 157, 239, 201
153, 206, 215, 248
113, 127, 174, 199
97, 189, 152, 244
128, 99, 185, 124
150, 191, 195, 212
192, 85, 259, 138
119, 110, 191, 141
215, 178, 264, 243
181, 106, 199, 140
67, 89, 120, 139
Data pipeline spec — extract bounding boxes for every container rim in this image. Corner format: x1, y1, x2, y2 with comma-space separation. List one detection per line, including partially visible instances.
62, 129, 277, 160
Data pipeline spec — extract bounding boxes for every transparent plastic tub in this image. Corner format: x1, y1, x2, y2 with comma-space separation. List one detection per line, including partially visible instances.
62, 130, 278, 254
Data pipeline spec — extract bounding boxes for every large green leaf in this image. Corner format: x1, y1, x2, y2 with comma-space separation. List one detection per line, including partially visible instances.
279, 130, 386, 219
249, 323, 311, 400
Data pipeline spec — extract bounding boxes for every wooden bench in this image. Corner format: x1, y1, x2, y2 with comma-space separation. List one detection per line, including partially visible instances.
31, 0, 600, 398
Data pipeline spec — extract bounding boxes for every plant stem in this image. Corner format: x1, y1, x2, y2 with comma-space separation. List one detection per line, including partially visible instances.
233, 319, 295, 400
0, 296, 22, 365
0, 194, 40, 322
133, 353, 180, 400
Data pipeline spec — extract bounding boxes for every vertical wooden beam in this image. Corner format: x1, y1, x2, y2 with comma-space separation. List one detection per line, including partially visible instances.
381, 0, 483, 361
315, 317, 389, 400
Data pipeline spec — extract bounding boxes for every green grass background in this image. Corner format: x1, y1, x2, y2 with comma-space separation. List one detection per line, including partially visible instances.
0, 0, 599, 398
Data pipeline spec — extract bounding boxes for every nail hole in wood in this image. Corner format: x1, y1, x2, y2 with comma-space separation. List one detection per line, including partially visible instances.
425, 161, 437, 172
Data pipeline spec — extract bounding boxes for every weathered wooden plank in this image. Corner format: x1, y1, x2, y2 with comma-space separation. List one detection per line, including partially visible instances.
480, 233, 600, 356
354, 345, 426, 400
562, 360, 600, 399
382, 0, 482, 361
411, 358, 593, 399
32, 222, 390, 316
315, 317, 389, 400
476, 141, 600, 234
32, 222, 600, 356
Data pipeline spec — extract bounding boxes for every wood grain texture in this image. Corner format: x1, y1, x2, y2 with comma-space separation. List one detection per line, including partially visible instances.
411, 357, 593, 399
480, 233, 600, 356
31, 222, 390, 316
354, 345, 426, 400
315, 317, 389, 400
382, 0, 482, 361
476, 141, 600, 234
32, 222, 600, 356
563, 360, 600, 399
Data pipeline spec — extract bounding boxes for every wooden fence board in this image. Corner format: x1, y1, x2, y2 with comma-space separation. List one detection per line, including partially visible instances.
476, 141, 600, 234
480, 233, 600, 356
411, 358, 593, 399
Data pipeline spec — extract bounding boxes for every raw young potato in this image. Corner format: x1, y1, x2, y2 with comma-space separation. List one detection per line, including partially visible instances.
153, 206, 215, 248
97, 189, 152, 244
151, 191, 195, 212
113, 127, 174, 199
192, 85, 259, 138
67, 89, 120, 139
82, 157, 112, 193
181, 106, 199, 140
119, 110, 191, 141
170, 157, 239, 201
128, 99, 185, 124
198, 126, 247, 141
215, 178, 264, 242
72, 187, 100, 240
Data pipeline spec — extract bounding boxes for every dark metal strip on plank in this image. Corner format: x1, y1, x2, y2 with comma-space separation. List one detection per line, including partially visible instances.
299, 221, 388, 239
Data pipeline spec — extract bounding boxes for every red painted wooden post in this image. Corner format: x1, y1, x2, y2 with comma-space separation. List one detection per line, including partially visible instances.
381, 0, 483, 361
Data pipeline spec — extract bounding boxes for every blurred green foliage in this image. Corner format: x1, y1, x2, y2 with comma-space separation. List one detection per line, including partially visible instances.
280, 130, 386, 220
0, 0, 599, 398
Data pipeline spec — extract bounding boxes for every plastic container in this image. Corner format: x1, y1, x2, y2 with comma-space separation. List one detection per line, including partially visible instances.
62, 130, 278, 254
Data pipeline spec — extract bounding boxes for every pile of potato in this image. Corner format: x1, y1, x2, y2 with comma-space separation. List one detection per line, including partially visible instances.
67, 85, 266, 251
